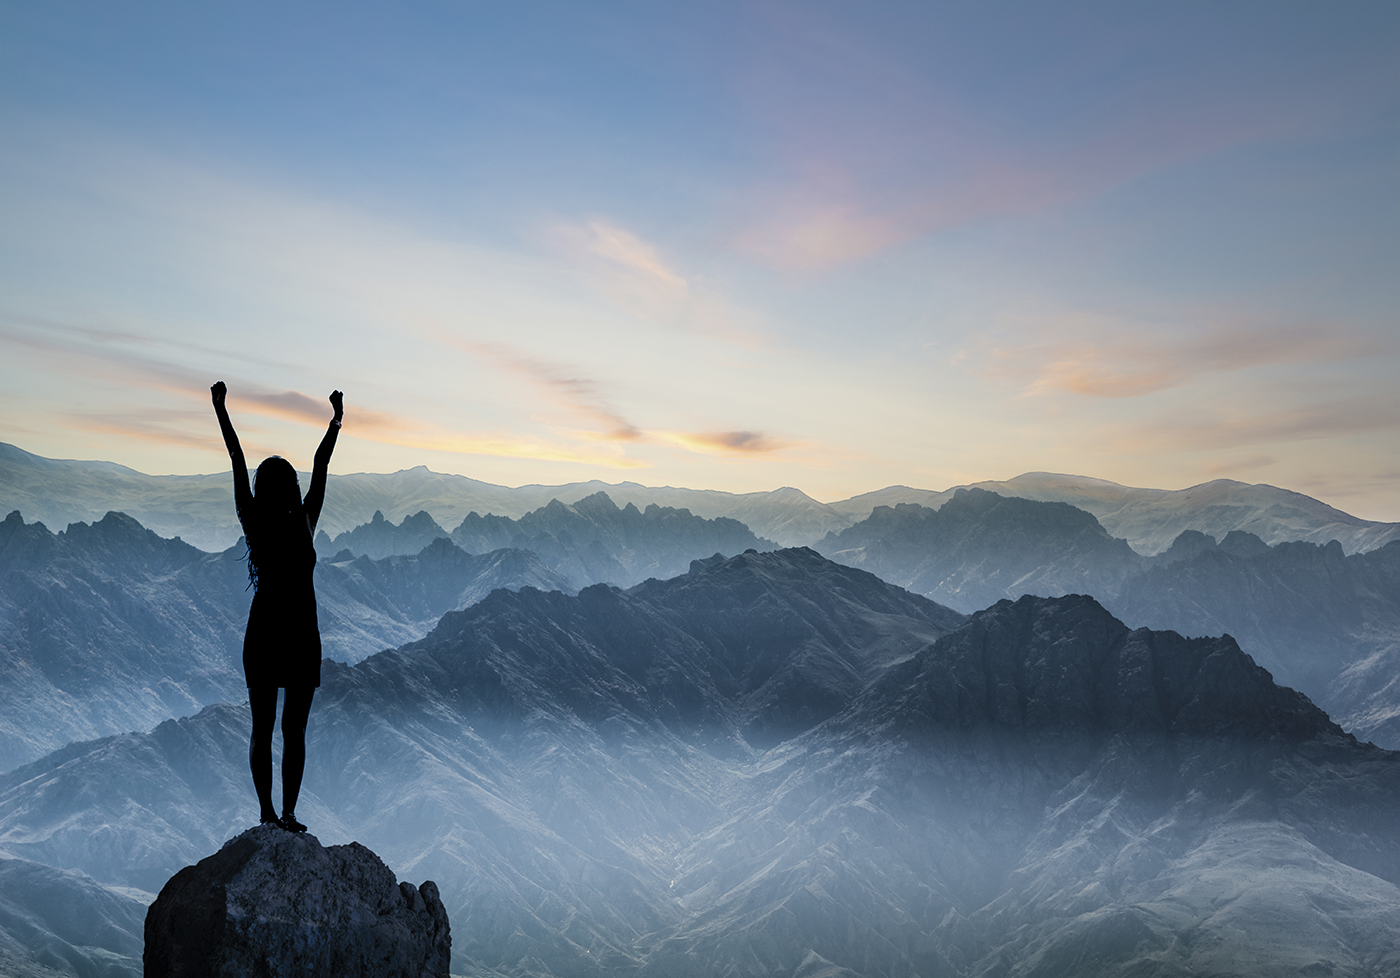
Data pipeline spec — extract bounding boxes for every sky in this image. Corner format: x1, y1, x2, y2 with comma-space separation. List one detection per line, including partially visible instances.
1, 1, 1397, 518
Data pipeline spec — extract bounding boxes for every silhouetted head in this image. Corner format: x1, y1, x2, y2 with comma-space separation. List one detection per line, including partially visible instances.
244, 457, 306, 590
253, 456, 302, 517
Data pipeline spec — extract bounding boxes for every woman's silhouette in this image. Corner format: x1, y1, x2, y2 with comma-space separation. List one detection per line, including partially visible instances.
212, 381, 342, 832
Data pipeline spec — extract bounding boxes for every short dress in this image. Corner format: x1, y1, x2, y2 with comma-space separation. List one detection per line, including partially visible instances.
241, 515, 322, 689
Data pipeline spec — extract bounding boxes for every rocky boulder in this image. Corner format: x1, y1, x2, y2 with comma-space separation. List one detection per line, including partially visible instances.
144, 824, 449, 977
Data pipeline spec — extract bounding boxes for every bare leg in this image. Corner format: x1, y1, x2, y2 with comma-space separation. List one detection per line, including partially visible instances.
281, 686, 315, 826
249, 687, 278, 823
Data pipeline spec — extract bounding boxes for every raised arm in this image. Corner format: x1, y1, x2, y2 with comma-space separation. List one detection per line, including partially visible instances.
303, 389, 342, 531
211, 381, 253, 522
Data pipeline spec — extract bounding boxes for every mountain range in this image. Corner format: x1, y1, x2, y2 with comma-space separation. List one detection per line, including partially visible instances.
7, 474, 1397, 780
0, 509, 570, 772
834, 471, 1400, 555
7, 440, 1400, 976
817, 488, 1400, 748
318, 491, 775, 589
5, 441, 1395, 555
2, 550, 1398, 977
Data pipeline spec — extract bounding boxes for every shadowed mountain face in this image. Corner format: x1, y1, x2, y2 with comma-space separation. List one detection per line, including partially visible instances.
1105, 537, 1400, 747
815, 490, 1400, 748
861, 593, 1335, 740
3, 552, 1398, 978
0, 510, 571, 772
0, 510, 242, 773
449, 491, 778, 588
413, 547, 963, 749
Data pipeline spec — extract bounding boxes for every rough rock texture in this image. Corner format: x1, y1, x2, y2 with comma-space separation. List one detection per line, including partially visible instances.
143, 825, 448, 978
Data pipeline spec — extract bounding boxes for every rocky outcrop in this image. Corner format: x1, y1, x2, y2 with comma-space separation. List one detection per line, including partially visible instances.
144, 825, 448, 978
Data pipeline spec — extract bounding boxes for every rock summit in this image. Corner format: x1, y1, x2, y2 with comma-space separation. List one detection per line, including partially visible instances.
144, 824, 449, 977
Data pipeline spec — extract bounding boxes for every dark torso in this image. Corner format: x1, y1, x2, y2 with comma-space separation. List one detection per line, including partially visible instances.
241, 511, 322, 689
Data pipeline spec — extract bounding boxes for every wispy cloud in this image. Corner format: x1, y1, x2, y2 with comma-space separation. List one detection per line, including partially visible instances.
1, 316, 204, 396
229, 388, 399, 432
580, 220, 688, 296
457, 342, 642, 442
368, 429, 652, 469
976, 324, 1380, 399
661, 430, 788, 455
548, 218, 767, 347
66, 411, 216, 452
2, 315, 654, 468
455, 340, 792, 461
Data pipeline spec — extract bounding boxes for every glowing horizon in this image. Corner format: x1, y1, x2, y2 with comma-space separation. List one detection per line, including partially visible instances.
2, 3, 1396, 519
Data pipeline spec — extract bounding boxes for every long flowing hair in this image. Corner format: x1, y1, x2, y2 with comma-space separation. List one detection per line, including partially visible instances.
245, 456, 308, 589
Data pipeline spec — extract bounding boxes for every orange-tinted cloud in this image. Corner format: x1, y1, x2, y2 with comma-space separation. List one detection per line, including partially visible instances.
228, 389, 399, 432
663, 430, 788, 455
67, 412, 214, 452
3, 315, 652, 469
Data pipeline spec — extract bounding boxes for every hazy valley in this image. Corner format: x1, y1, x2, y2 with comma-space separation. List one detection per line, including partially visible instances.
2, 443, 1400, 977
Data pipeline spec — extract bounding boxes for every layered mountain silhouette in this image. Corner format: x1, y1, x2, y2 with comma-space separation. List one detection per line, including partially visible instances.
448, 491, 776, 588
818, 488, 1143, 613
1108, 534, 1400, 746
0, 510, 570, 771
3, 550, 1398, 977
9, 441, 1395, 554
0, 442, 846, 551
817, 489, 1400, 747
832, 471, 1400, 555
320, 491, 779, 588
316, 508, 451, 560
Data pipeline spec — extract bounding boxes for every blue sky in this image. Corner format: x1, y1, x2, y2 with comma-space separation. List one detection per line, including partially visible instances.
2, 1, 1397, 517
